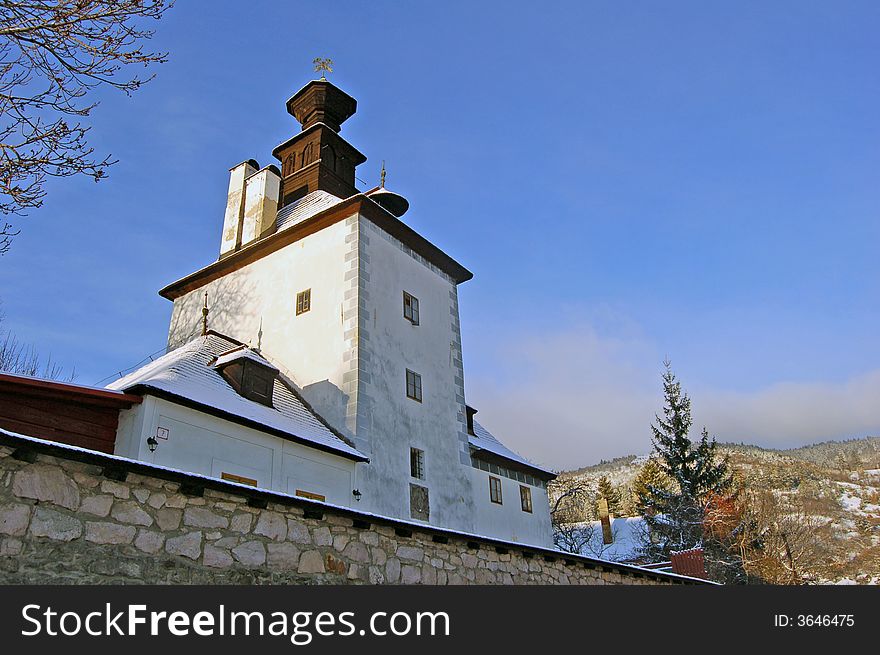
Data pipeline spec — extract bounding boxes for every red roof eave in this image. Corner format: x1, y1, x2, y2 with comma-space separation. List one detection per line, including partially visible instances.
0, 372, 143, 408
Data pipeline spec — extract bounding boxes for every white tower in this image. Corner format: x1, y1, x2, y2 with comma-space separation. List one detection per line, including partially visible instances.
161, 78, 477, 532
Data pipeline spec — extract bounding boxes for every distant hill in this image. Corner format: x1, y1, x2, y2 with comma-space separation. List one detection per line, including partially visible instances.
558, 436, 880, 584
770, 436, 880, 468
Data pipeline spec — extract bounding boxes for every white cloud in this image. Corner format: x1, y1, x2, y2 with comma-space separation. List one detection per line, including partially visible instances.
466, 323, 880, 471
696, 371, 880, 449
467, 324, 660, 470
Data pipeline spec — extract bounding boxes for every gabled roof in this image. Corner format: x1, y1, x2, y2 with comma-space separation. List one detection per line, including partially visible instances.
470, 419, 556, 479
107, 333, 367, 462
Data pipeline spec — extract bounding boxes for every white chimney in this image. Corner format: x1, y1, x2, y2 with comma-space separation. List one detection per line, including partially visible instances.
220, 159, 259, 257
241, 165, 281, 246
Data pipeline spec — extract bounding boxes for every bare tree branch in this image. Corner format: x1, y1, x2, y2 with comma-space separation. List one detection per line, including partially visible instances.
548, 475, 599, 553
0, 307, 73, 379
732, 489, 836, 584
0, 0, 173, 253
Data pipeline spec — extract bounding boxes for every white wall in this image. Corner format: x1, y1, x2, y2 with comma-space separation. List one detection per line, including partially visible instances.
166, 212, 475, 531
115, 396, 356, 506
164, 209, 553, 543
167, 216, 355, 434
355, 217, 475, 531
467, 467, 553, 547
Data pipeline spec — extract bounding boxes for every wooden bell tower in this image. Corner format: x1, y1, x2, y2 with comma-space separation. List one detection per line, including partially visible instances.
272, 80, 367, 206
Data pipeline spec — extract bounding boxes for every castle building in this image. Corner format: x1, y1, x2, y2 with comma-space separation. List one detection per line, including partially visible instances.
107, 77, 555, 547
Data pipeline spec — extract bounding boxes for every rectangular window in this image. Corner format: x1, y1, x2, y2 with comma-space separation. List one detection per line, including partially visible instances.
520, 485, 533, 513
296, 289, 311, 315
410, 483, 430, 521
410, 447, 425, 479
403, 291, 420, 326
406, 369, 422, 402
242, 366, 273, 405
489, 476, 503, 504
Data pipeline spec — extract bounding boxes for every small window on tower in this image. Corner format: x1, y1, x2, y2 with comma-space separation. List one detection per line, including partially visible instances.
403, 291, 420, 326
520, 485, 533, 513
296, 289, 311, 315
410, 483, 429, 521
406, 369, 422, 402
410, 447, 425, 479
489, 476, 503, 504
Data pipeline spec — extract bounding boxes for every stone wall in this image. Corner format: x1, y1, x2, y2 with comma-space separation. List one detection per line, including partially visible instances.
0, 435, 695, 585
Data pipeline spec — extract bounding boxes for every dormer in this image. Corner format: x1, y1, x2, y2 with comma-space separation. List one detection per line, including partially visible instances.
466, 405, 478, 435
212, 346, 279, 407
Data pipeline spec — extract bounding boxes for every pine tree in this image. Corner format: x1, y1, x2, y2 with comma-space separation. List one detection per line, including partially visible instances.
632, 458, 672, 515
596, 475, 622, 515
637, 361, 732, 561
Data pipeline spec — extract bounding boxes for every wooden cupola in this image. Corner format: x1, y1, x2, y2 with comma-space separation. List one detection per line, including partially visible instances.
272, 80, 367, 206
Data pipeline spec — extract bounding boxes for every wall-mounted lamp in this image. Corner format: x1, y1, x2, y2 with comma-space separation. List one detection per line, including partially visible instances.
352, 489, 362, 502
146, 436, 158, 453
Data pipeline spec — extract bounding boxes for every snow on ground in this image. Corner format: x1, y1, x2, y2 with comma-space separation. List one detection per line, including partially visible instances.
567, 517, 646, 562
837, 480, 880, 518
840, 493, 862, 512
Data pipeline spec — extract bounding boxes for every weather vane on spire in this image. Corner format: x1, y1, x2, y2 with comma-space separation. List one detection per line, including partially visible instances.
313, 57, 333, 80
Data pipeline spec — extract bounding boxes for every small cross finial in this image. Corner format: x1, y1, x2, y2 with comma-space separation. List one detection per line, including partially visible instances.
201, 291, 209, 336
313, 57, 333, 80
380, 161, 386, 188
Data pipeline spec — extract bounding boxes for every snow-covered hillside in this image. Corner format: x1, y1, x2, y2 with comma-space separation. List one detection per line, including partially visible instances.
558, 437, 880, 584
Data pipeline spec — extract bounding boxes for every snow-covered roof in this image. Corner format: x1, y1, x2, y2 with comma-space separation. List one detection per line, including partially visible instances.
107, 334, 366, 461
578, 516, 646, 562
470, 419, 555, 478
212, 345, 278, 371
275, 190, 345, 231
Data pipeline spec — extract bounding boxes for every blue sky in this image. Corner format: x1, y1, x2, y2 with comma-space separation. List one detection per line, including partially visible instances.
2, 1, 878, 468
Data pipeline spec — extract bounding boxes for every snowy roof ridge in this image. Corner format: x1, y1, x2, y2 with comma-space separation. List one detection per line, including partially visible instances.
469, 419, 556, 477
107, 333, 366, 461
275, 190, 344, 231
212, 344, 279, 371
